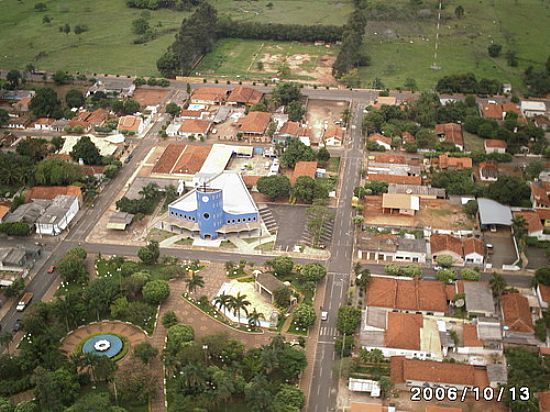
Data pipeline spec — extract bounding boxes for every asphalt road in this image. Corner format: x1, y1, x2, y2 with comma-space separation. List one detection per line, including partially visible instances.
308, 101, 366, 412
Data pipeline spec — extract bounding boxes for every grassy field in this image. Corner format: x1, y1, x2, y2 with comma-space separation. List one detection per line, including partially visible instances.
358, 0, 550, 91
195, 38, 339, 81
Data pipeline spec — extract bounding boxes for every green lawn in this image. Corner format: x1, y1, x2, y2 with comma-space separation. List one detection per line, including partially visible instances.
358, 0, 550, 91
196, 38, 339, 81
463, 131, 485, 152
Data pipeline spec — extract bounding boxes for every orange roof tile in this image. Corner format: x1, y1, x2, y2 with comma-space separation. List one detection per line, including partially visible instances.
514, 211, 543, 234
538, 284, 550, 304
227, 86, 263, 105
484, 139, 507, 149
0, 205, 9, 220
435, 123, 463, 147
324, 125, 345, 140
179, 109, 204, 118
438, 154, 472, 169
152, 144, 185, 174
372, 154, 407, 164
238, 111, 271, 134
25, 185, 81, 202
172, 145, 210, 174
536, 208, 550, 221
391, 357, 487, 386
531, 182, 550, 207
445, 284, 456, 301
366, 277, 448, 313
366, 173, 422, 185
463, 237, 484, 256
292, 161, 318, 185
191, 87, 227, 103
539, 391, 550, 412
178, 119, 211, 134
35, 118, 55, 125
368, 133, 392, 146
501, 292, 534, 333
278, 121, 301, 136
385, 312, 422, 350
463, 324, 483, 347
401, 131, 415, 143
243, 175, 261, 189
430, 234, 463, 256
117, 115, 142, 132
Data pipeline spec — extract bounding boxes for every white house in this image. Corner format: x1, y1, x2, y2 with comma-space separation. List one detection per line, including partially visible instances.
463, 237, 484, 265
536, 284, 549, 309
177, 119, 211, 140
367, 133, 392, 150
484, 139, 507, 154
35, 195, 79, 236
33, 118, 55, 131
322, 125, 344, 147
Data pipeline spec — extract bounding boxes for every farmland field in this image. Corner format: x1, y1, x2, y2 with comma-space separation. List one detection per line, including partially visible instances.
195, 39, 339, 82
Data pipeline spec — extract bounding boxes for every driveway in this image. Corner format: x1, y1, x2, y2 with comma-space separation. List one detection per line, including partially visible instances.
484, 232, 518, 268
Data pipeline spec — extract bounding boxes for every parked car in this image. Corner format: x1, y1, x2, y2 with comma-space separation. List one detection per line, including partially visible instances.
12, 319, 22, 333
47, 265, 55, 273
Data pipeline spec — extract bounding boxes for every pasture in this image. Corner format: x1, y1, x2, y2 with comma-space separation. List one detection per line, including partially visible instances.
195, 39, 339, 82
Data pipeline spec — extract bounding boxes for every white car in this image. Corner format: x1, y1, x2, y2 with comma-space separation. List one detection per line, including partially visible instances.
321, 311, 329, 321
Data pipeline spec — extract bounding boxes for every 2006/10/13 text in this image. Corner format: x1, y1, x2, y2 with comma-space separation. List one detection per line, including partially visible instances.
410, 386, 530, 402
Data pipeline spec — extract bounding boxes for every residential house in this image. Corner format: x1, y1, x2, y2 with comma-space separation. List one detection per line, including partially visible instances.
177, 109, 209, 121
70, 108, 109, 130
178, 119, 211, 139
35, 195, 79, 236
463, 237, 484, 265
3, 202, 48, 225
480, 101, 521, 121
484, 139, 507, 154
357, 234, 428, 264
435, 123, 464, 151
323, 125, 345, 147
367, 133, 392, 150
381, 193, 419, 216
87, 78, 135, 97
430, 233, 464, 266
501, 292, 534, 334
190, 87, 228, 105
25, 185, 82, 205
117, 115, 144, 134
387, 184, 446, 199
12, 96, 31, 113
537, 208, 550, 231
33, 118, 55, 131
365, 276, 448, 316
367, 154, 421, 177
531, 181, 550, 209
67, 119, 92, 133
514, 210, 546, 240
395, 237, 428, 263
478, 160, 498, 182
457, 281, 497, 317
227, 86, 263, 106
6, 117, 27, 129
0, 205, 9, 222
390, 356, 491, 390
438, 154, 472, 170
237, 111, 271, 142
273, 121, 312, 145
291, 161, 318, 185
361, 312, 443, 360
401, 131, 415, 144
536, 283, 550, 310
520, 100, 547, 118
0, 246, 40, 273
477, 198, 513, 231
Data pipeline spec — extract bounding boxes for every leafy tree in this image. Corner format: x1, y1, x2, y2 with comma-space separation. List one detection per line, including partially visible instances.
293, 303, 316, 329
379, 376, 394, 399
534, 266, 550, 286
112, 359, 157, 404
506, 50, 518, 67
229, 292, 251, 323
415, 128, 437, 148
31, 367, 80, 412
280, 139, 316, 168
166, 324, 195, 354
463, 200, 478, 217
461, 268, 480, 281
57, 249, 88, 285
267, 256, 294, 277
52, 70, 71, 85
335, 335, 354, 357
436, 255, 453, 268
287, 100, 306, 122
247, 308, 266, 331
35, 158, 84, 185
3, 278, 25, 298
16, 137, 49, 162
305, 201, 333, 246
300, 263, 327, 283
257, 175, 291, 200
0, 222, 31, 236
70, 136, 102, 165
142, 279, 170, 304
245, 376, 273, 412
162, 311, 179, 328
132, 17, 150, 35
364, 181, 388, 195
50, 136, 65, 152
488, 44, 502, 58
512, 215, 528, 242
317, 147, 330, 162
123, 99, 140, 115
273, 385, 305, 412
73, 24, 89, 35
484, 176, 530, 206
293, 176, 328, 203
336, 306, 362, 335
273, 286, 292, 308
524, 160, 545, 180
65, 392, 118, 412
436, 268, 456, 283
65, 89, 84, 108
6, 70, 22, 89
138, 240, 160, 265
340, 68, 361, 88
133, 341, 158, 365
0, 109, 9, 127
404, 77, 418, 91
271, 82, 302, 106
165, 102, 181, 117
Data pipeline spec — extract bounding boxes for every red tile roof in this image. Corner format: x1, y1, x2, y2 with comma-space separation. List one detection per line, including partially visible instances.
25, 185, 82, 202
501, 292, 534, 333
178, 119, 211, 134
536, 208, 550, 221
227, 86, 263, 105
438, 154, 472, 169
539, 284, 550, 304
243, 175, 261, 189
430, 234, 463, 256
385, 312, 422, 350
117, 115, 142, 132
463, 324, 483, 347
152, 144, 210, 175
278, 121, 301, 136
539, 391, 550, 412
35, 118, 55, 126
366, 277, 448, 313
292, 161, 318, 185
191, 87, 228, 103
514, 211, 543, 234
366, 173, 422, 185
531, 182, 550, 207
179, 109, 204, 118
324, 125, 344, 140
368, 133, 392, 146
390, 357, 488, 387
0, 205, 9, 221
238, 111, 271, 134
484, 139, 507, 149
435, 123, 463, 147
401, 131, 415, 143
372, 154, 407, 164
463, 237, 484, 256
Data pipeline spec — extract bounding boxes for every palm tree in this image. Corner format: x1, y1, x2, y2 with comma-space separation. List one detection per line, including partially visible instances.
355, 268, 371, 290
489, 272, 507, 300
512, 215, 528, 244
224, 261, 235, 272
247, 308, 265, 331
185, 273, 204, 295
139, 182, 159, 200
230, 293, 251, 324
213, 292, 231, 316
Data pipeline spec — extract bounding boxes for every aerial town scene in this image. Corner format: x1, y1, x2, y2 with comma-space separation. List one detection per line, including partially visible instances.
0, 0, 549, 411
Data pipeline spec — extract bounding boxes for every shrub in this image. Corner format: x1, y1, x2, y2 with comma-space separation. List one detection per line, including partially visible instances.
436, 269, 456, 283
142, 279, 170, 304
461, 268, 480, 281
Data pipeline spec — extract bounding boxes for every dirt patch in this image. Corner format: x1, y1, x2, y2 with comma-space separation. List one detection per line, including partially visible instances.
306, 99, 349, 142
132, 88, 169, 107
259, 53, 336, 83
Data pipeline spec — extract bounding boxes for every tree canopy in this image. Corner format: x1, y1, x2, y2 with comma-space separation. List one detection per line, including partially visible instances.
29, 88, 62, 118
256, 175, 291, 201
70, 136, 102, 165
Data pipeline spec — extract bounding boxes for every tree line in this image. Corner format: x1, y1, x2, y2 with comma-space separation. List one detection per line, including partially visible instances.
435, 73, 502, 95
127, 0, 201, 11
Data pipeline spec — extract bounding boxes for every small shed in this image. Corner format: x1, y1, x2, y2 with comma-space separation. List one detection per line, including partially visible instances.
254, 271, 285, 303
107, 212, 134, 231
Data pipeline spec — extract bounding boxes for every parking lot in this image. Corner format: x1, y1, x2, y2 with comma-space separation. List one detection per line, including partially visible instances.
226, 155, 271, 177
269, 204, 308, 250
484, 230, 518, 268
